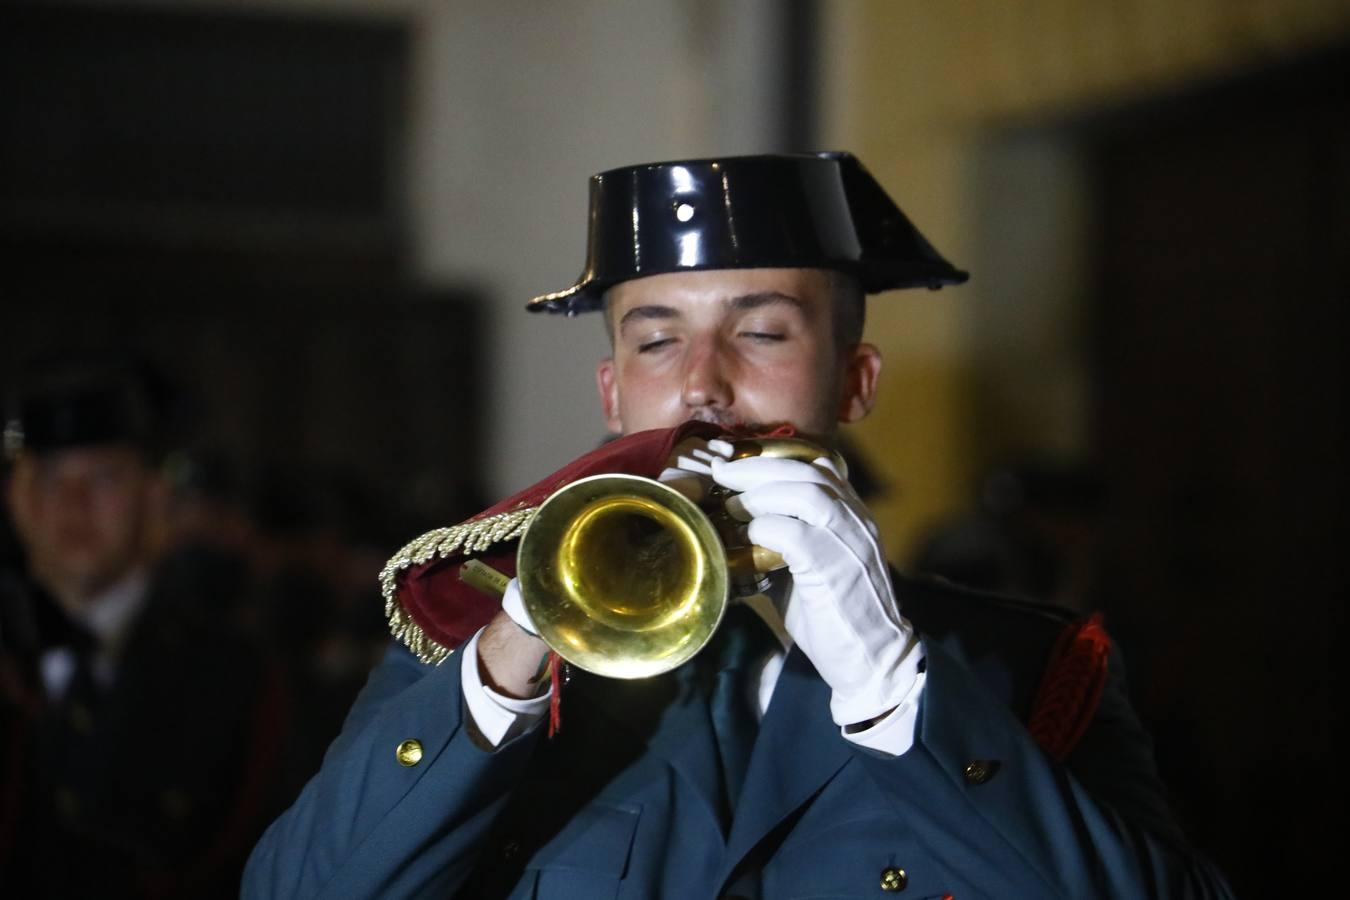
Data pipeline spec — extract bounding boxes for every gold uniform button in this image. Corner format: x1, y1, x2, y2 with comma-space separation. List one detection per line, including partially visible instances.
880, 866, 908, 891
964, 759, 996, 785
396, 739, 424, 767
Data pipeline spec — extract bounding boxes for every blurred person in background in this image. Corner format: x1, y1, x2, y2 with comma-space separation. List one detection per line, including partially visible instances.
0, 351, 287, 899
157, 447, 258, 577
912, 453, 1106, 614
246, 461, 396, 795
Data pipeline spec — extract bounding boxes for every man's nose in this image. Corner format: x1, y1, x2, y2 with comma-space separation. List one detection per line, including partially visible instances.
53, 476, 95, 511
681, 339, 732, 410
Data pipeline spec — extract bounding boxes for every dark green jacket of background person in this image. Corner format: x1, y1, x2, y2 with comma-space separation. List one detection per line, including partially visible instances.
0, 546, 289, 899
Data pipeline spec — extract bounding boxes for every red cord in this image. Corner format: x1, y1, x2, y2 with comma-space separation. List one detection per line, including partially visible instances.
547, 652, 564, 737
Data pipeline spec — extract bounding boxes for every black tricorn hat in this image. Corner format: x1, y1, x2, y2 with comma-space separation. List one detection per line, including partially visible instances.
528, 151, 968, 315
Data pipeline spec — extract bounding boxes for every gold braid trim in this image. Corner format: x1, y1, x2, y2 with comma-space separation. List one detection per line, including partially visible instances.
379, 507, 535, 665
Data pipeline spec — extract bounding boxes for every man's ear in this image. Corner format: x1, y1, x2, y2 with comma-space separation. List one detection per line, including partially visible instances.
140, 468, 174, 558
837, 342, 882, 424
596, 357, 623, 434
3, 457, 36, 547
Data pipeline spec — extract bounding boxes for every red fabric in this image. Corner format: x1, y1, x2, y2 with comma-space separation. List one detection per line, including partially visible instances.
395, 421, 728, 656
547, 653, 564, 737
1026, 612, 1113, 761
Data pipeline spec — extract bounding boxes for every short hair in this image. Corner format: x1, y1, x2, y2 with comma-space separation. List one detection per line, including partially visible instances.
600, 269, 867, 351
826, 270, 866, 350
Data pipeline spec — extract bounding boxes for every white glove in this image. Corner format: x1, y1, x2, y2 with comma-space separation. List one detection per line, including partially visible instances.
710, 454, 921, 727
500, 577, 538, 636
656, 436, 736, 503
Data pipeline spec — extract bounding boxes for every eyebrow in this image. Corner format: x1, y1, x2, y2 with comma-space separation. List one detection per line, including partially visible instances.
616, 291, 804, 336
617, 304, 681, 334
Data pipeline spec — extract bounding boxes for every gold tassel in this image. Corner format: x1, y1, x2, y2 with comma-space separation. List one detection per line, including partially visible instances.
378, 508, 535, 664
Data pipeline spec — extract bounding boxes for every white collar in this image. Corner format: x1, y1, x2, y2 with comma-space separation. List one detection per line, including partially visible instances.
74, 567, 150, 654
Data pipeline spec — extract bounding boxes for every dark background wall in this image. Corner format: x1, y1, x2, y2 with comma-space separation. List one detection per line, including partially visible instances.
1, 3, 487, 544
1087, 50, 1348, 894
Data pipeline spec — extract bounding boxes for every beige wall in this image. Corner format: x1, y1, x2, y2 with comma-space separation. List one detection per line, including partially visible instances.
821, 0, 1350, 562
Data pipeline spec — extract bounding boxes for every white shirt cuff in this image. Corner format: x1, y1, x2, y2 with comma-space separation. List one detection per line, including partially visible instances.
460, 628, 551, 748
838, 652, 927, 756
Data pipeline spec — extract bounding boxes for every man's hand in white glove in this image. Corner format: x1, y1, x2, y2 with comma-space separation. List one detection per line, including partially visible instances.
710, 453, 922, 729
656, 436, 736, 503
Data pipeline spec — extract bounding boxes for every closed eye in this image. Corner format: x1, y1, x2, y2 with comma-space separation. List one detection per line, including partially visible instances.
637, 336, 678, 353
739, 331, 786, 342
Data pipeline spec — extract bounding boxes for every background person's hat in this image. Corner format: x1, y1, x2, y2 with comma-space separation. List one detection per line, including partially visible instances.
2, 351, 178, 462
528, 151, 968, 315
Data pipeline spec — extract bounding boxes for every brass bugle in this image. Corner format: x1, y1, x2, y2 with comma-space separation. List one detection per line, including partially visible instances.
515, 437, 844, 679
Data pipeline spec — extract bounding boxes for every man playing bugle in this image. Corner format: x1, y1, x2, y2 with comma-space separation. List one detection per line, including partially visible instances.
244, 153, 1235, 898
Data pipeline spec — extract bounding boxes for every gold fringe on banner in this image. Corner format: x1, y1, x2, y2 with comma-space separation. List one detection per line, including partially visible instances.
378, 507, 536, 664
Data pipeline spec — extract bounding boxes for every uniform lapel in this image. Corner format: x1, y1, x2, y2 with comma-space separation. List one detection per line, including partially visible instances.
718, 648, 852, 881
911, 638, 1073, 885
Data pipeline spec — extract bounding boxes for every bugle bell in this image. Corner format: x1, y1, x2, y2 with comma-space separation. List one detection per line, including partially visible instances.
515, 437, 844, 679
